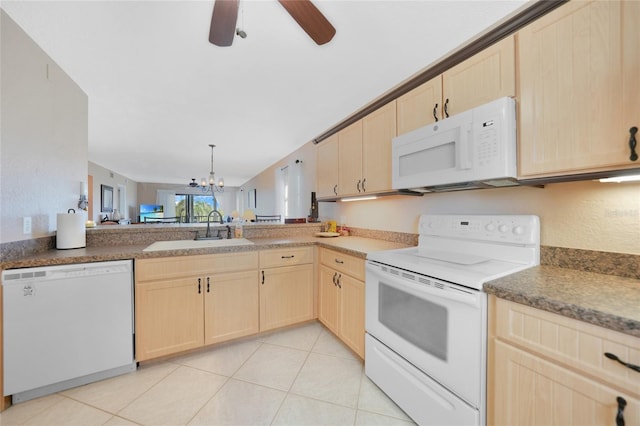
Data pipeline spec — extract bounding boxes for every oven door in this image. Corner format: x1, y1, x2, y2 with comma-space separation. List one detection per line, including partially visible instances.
365, 260, 487, 408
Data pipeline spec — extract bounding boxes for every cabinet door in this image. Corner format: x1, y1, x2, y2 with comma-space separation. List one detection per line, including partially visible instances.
338, 120, 364, 197
318, 265, 339, 333
260, 264, 314, 332
204, 270, 259, 345
493, 340, 640, 426
338, 274, 365, 358
362, 100, 396, 194
317, 133, 339, 198
442, 35, 515, 117
397, 75, 443, 134
518, 1, 640, 177
135, 277, 204, 361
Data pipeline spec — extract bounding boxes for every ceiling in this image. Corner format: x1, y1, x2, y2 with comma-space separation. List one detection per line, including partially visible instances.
1, 0, 529, 187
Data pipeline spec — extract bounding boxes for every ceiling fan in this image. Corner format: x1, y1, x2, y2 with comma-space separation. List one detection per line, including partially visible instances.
209, 0, 336, 47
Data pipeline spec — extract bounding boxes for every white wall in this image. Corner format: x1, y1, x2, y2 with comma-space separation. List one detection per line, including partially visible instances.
88, 161, 137, 222
1, 11, 88, 243
240, 141, 317, 219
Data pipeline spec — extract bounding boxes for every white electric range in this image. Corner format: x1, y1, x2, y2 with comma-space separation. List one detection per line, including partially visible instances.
365, 214, 540, 426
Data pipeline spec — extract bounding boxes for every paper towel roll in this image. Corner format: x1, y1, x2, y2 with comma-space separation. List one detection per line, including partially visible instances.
57, 211, 86, 249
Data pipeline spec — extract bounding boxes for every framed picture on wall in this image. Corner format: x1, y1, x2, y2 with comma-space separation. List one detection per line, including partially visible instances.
101, 184, 113, 212
248, 189, 257, 209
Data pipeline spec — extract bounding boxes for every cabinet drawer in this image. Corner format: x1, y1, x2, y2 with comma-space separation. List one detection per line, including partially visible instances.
319, 248, 365, 281
494, 297, 640, 398
136, 255, 216, 282
136, 252, 258, 282
209, 251, 258, 274
259, 247, 314, 268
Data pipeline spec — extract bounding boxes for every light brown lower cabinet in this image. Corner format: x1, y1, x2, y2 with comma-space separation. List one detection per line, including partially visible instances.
135, 252, 259, 361
318, 248, 365, 358
489, 296, 640, 425
259, 247, 315, 332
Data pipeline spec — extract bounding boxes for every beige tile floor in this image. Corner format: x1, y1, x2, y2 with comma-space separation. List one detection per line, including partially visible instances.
0, 321, 415, 425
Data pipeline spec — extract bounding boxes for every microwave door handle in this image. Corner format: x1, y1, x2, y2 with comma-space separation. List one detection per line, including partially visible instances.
458, 122, 473, 170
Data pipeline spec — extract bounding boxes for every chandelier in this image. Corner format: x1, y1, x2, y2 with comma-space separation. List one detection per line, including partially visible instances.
189, 144, 224, 193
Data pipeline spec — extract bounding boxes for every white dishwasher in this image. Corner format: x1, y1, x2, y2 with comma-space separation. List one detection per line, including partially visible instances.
2, 260, 136, 403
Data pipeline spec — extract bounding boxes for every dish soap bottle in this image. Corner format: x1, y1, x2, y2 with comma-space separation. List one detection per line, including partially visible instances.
234, 219, 243, 238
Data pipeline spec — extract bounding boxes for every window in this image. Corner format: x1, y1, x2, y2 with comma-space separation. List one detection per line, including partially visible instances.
175, 194, 224, 223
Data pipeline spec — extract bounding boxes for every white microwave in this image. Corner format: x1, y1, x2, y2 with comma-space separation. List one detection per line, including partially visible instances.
392, 97, 517, 192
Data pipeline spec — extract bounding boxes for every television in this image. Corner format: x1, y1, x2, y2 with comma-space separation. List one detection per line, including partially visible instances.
139, 204, 164, 222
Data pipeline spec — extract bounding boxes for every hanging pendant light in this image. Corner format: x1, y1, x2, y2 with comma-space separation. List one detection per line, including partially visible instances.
188, 144, 224, 193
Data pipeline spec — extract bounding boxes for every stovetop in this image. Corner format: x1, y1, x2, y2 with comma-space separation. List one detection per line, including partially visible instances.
367, 214, 540, 290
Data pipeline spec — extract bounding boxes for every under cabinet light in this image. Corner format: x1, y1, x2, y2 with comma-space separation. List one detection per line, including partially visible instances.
599, 175, 640, 183
340, 196, 378, 202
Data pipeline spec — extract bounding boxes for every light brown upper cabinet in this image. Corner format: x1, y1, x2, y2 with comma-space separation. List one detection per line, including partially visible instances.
317, 100, 397, 199
397, 76, 443, 135
517, 0, 640, 178
361, 100, 396, 194
316, 133, 339, 198
338, 120, 364, 197
397, 36, 515, 136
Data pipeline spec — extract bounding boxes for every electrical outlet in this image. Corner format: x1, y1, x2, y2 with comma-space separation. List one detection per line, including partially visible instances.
23, 216, 32, 234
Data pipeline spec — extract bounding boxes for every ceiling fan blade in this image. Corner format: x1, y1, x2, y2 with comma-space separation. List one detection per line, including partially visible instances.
209, 0, 239, 47
278, 0, 336, 45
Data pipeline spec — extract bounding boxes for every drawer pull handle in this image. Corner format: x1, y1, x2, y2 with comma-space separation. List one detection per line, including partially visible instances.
281, 255, 295, 259
207, 277, 210, 293
261, 270, 265, 285
616, 396, 626, 426
433, 103, 439, 122
198, 278, 202, 294
337, 273, 342, 289
629, 126, 638, 162
332, 272, 337, 286
334, 259, 344, 264
444, 98, 450, 118
333, 184, 338, 196
604, 352, 640, 373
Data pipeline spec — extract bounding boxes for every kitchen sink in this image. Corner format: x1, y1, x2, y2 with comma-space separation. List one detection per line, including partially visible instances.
143, 238, 254, 252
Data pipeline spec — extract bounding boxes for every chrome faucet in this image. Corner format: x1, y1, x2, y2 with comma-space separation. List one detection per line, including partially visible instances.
205, 209, 224, 238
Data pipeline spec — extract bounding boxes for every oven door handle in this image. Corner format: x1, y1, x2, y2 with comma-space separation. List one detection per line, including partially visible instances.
367, 264, 482, 308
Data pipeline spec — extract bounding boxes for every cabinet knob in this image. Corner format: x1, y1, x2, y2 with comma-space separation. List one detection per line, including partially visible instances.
629, 127, 638, 162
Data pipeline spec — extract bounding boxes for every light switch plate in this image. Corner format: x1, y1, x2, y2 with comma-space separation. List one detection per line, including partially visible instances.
23, 216, 32, 234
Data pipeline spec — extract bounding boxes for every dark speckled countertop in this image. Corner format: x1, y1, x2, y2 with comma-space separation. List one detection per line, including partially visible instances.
0, 236, 409, 270
484, 266, 640, 338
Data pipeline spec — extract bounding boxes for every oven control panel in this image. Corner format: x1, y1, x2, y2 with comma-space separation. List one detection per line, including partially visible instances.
419, 214, 540, 245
